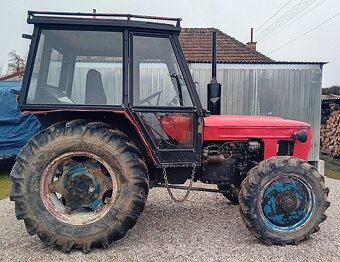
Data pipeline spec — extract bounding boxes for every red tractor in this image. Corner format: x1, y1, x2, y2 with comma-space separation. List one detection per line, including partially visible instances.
11, 11, 329, 253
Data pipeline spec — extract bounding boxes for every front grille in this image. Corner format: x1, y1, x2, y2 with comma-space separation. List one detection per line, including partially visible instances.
277, 141, 294, 156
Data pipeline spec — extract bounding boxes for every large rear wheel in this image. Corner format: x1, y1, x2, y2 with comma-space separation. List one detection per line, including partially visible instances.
239, 156, 329, 245
10, 120, 148, 253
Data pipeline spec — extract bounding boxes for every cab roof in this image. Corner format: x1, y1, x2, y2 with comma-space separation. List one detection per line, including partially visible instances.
27, 11, 182, 33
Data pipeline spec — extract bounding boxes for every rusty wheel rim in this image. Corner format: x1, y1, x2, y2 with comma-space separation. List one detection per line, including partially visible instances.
40, 151, 119, 225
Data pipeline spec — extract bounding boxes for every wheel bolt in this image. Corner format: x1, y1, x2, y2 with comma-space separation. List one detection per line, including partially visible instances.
104, 197, 111, 204
49, 184, 55, 192
65, 207, 72, 214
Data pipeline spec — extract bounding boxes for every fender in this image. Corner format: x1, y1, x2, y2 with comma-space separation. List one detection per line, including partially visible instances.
22, 109, 157, 164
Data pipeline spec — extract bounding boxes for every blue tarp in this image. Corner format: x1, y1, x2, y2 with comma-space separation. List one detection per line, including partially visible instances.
0, 81, 41, 158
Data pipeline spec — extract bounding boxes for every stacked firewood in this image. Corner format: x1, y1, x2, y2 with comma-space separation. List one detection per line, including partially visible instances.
320, 108, 340, 157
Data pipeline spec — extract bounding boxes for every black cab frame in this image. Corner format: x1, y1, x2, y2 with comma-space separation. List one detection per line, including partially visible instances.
20, 11, 206, 167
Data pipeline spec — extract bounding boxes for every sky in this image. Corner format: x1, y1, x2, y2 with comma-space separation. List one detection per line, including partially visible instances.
0, 0, 339, 87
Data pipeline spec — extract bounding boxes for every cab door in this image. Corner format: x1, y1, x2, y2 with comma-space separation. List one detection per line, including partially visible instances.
129, 33, 201, 166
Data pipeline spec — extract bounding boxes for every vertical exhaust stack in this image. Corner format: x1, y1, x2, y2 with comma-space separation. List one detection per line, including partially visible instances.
207, 31, 221, 115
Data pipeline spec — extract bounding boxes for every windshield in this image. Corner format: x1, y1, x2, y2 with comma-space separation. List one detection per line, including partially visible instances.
26, 30, 123, 105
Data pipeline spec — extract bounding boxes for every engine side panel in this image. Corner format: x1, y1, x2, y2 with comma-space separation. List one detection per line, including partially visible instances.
203, 115, 312, 160
201, 141, 260, 184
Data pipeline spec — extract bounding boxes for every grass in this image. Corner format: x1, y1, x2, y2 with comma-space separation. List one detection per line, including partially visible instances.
321, 155, 340, 180
0, 155, 339, 201
0, 169, 11, 200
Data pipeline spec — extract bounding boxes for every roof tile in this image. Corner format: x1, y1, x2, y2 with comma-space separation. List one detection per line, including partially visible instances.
179, 28, 272, 63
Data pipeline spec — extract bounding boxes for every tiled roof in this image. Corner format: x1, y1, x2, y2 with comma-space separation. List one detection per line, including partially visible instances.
0, 70, 25, 81
179, 28, 272, 63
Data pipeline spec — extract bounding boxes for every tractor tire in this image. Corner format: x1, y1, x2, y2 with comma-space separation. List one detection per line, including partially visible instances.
10, 120, 149, 253
238, 156, 329, 245
217, 184, 239, 205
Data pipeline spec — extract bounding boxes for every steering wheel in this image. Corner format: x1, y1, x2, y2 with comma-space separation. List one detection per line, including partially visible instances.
167, 95, 180, 106
45, 86, 75, 104
138, 91, 162, 106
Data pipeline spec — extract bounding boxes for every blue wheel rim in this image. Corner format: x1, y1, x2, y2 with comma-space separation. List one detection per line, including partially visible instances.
260, 174, 315, 232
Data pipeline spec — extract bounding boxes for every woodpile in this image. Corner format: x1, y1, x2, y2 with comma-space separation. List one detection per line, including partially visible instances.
320, 109, 340, 157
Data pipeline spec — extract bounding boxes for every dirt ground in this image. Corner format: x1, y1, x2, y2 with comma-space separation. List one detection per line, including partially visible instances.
0, 177, 339, 262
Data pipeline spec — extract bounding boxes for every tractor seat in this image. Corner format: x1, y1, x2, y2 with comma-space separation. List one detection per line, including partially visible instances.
85, 69, 107, 105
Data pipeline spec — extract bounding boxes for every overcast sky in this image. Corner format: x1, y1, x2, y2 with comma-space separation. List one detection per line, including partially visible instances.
0, 0, 339, 87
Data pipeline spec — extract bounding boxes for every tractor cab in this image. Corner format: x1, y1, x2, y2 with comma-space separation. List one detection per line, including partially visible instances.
20, 11, 204, 166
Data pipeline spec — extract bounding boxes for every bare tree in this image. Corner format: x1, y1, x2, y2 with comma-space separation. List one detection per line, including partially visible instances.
7, 50, 26, 74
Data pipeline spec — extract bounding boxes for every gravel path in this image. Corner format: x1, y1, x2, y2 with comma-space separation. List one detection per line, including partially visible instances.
1, 177, 339, 262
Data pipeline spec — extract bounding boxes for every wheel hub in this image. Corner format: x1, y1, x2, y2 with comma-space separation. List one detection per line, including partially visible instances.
277, 192, 298, 213
67, 173, 98, 200
62, 159, 105, 212
41, 151, 117, 225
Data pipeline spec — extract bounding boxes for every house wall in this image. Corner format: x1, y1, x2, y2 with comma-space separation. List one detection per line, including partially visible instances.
189, 63, 323, 161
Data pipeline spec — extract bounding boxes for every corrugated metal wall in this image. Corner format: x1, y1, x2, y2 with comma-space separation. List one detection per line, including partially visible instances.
48, 62, 322, 161
189, 63, 323, 161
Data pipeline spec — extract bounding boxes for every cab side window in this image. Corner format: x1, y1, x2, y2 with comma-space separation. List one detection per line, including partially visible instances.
132, 35, 193, 107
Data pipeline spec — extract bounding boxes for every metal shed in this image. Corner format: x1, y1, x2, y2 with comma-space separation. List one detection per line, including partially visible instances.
189, 62, 324, 162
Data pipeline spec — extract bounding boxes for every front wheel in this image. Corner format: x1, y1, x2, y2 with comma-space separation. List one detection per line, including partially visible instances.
238, 156, 329, 245
10, 120, 149, 253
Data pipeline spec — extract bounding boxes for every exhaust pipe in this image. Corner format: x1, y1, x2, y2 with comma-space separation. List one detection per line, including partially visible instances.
207, 31, 221, 115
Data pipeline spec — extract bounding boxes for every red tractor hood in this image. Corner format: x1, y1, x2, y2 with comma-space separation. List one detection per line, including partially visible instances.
204, 115, 310, 129
203, 115, 311, 140
203, 115, 312, 160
